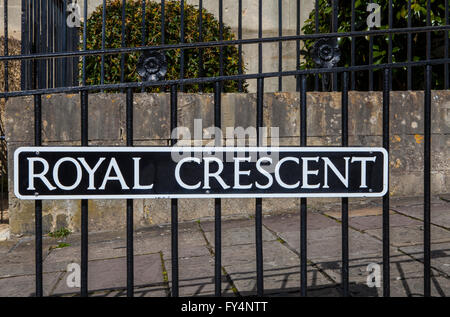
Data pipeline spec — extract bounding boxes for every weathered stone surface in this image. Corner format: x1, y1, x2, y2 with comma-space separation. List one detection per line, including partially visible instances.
164, 254, 235, 296
389, 276, 450, 297
52, 253, 164, 296
366, 225, 450, 247
389, 202, 450, 229
221, 241, 333, 295
5, 91, 450, 234
348, 214, 420, 232
0, 273, 62, 297
399, 242, 450, 277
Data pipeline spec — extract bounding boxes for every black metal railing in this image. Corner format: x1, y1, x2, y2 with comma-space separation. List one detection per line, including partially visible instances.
21, 0, 79, 90
0, 0, 448, 297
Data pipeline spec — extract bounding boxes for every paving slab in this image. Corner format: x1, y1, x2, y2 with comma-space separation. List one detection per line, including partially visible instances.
135, 228, 210, 259
263, 211, 339, 234
325, 207, 395, 219
221, 241, 334, 295
52, 253, 164, 296
0, 273, 62, 297
278, 226, 383, 262
388, 196, 443, 208
0, 249, 47, 277
200, 218, 255, 232
366, 225, 450, 247
0, 240, 16, 254
203, 224, 276, 247
389, 276, 450, 297
315, 251, 436, 289
164, 254, 235, 297
389, 202, 450, 228
348, 214, 420, 231
268, 286, 342, 297
399, 242, 450, 277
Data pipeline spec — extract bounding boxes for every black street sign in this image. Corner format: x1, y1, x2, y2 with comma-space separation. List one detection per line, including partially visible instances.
14, 147, 388, 200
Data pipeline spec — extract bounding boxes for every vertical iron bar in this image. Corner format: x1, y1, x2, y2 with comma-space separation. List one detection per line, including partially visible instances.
278, 0, 282, 91
55, 0, 60, 87
388, 0, 393, 90
424, 65, 432, 297
20, 0, 26, 90
62, 0, 67, 86
295, 0, 300, 92
101, 0, 106, 88
179, 0, 185, 92
258, 0, 262, 74
82, 0, 87, 85
140, 0, 146, 91
48, 0, 52, 87
120, 0, 126, 85
80, 90, 89, 297
424, 3, 432, 296
341, 72, 349, 296
445, 0, 449, 89
426, 1, 431, 64
126, 88, 134, 297
314, 0, 319, 91
198, 0, 203, 91
214, 81, 222, 296
37, 0, 41, 88
300, 74, 307, 297
407, 0, 412, 90
34, 94, 43, 297
350, 0, 355, 90
238, 0, 243, 92
255, 0, 264, 297
32, 0, 37, 89
382, 68, 390, 297
41, 0, 47, 88
161, 0, 165, 92
219, 0, 223, 80
161, 0, 165, 44
141, 0, 146, 45
3, 0, 8, 93
332, 0, 338, 91
170, 85, 179, 297
256, 77, 264, 297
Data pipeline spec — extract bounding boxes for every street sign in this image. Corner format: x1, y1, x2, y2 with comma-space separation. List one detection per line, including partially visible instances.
14, 147, 388, 200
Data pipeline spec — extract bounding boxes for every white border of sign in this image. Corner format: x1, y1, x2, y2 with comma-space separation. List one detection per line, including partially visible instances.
14, 147, 388, 200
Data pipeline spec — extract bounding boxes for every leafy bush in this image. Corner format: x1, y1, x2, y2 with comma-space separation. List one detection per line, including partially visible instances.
301, 0, 449, 90
83, 0, 247, 92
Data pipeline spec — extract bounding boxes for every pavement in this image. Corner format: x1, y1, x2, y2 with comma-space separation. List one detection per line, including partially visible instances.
0, 194, 449, 297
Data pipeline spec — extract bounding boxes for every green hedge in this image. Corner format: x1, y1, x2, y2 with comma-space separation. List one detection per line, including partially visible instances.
83, 0, 247, 92
301, 0, 449, 90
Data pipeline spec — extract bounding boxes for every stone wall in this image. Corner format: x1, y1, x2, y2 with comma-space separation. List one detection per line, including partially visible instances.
5, 91, 450, 234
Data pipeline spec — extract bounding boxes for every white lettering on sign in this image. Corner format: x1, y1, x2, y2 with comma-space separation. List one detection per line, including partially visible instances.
301, 157, 320, 189
255, 157, 273, 189
78, 157, 106, 190
323, 157, 350, 189
351, 156, 377, 188
275, 157, 300, 189
99, 158, 130, 190
16, 147, 386, 199
233, 157, 252, 189
27, 157, 56, 191
203, 157, 230, 190
175, 157, 201, 190
132, 158, 154, 190
53, 157, 83, 190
